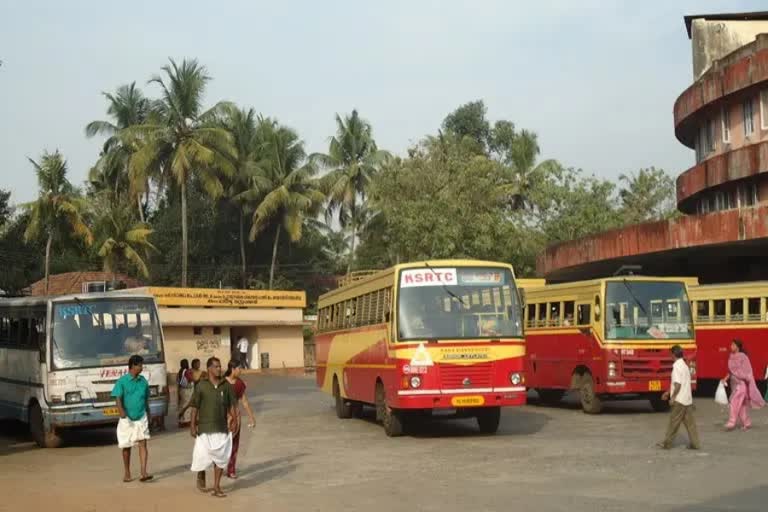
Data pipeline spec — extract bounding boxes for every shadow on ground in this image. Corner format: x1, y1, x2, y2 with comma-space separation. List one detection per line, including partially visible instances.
669, 485, 768, 512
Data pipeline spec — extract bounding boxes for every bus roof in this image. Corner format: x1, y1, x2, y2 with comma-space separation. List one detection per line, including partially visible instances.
0, 290, 156, 308
318, 259, 516, 306
523, 275, 695, 296
688, 280, 768, 296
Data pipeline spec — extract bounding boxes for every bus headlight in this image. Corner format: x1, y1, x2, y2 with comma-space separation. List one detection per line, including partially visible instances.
65, 392, 82, 404
608, 361, 617, 378
149, 386, 159, 397
409, 376, 422, 389
509, 373, 522, 386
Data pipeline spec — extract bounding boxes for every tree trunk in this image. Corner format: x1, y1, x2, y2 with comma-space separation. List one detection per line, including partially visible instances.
346, 207, 356, 275
269, 224, 281, 289
180, 179, 188, 287
137, 195, 145, 224
44, 233, 52, 296
239, 209, 247, 289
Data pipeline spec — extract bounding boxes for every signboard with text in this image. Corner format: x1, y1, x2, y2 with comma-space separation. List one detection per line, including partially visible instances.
146, 287, 306, 308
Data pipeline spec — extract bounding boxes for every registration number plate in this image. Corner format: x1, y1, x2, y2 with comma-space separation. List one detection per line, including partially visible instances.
103, 407, 120, 416
648, 380, 662, 391
451, 395, 485, 407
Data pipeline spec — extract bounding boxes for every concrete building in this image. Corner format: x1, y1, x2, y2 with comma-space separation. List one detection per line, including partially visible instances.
130, 287, 309, 374
539, 12, 768, 283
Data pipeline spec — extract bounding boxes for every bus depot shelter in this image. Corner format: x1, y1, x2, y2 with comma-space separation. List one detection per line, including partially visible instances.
129, 287, 308, 373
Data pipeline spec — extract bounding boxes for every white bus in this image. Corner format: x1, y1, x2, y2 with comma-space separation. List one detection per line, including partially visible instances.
0, 291, 168, 447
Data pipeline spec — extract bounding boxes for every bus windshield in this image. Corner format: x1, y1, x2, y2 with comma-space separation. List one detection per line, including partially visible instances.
605, 281, 693, 341
51, 298, 164, 369
397, 266, 522, 341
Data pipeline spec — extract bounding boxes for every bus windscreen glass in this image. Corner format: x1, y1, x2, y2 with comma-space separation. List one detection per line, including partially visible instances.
397, 267, 522, 341
51, 298, 163, 369
605, 281, 693, 340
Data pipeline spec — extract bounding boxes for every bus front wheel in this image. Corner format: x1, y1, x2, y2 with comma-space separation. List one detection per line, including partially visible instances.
375, 382, 404, 437
476, 407, 501, 434
29, 402, 62, 448
579, 375, 603, 414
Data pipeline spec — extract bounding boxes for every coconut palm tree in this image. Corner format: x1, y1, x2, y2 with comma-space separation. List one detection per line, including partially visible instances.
93, 196, 157, 284
502, 129, 560, 212
312, 110, 390, 274
85, 82, 156, 220
250, 119, 325, 288
124, 58, 236, 286
24, 151, 93, 295
211, 105, 272, 287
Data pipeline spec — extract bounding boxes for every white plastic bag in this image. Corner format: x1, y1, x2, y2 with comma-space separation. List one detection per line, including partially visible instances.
715, 381, 729, 406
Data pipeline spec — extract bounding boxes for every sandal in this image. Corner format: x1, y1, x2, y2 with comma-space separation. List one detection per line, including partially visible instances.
140, 475, 154, 482
211, 489, 227, 498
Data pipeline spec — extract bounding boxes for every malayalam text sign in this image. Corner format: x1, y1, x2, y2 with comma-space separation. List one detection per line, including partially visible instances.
147, 287, 306, 308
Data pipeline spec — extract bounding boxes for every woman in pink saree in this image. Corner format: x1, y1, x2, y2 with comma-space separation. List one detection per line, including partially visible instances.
723, 339, 765, 431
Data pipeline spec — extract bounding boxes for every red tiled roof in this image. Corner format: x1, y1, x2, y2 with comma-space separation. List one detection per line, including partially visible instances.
27, 271, 143, 297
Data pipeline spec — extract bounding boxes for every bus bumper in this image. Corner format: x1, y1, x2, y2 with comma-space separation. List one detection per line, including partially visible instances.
394, 387, 527, 410
46, 399, 169, 429
603, 379, 698, 395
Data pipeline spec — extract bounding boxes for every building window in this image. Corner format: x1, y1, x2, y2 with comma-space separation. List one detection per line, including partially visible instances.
704, 119, 715, 154
722, 107, 731, 143
193, 326, 203, 335
213, 326, 221, 335
744, 99, 755, 137
761, 89, 768, 131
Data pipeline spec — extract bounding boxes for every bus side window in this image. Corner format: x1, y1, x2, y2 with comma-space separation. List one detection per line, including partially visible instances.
563, 301, 575, 326
537, 302, 547, 327
695, 300, 710, 323
549, 302, 561, 327
730, 298, 744, 322
747, 298, 760, 322
527, 304, 536, 328
577, 304, 591, 326
713, 299, 726, 322
0, 315, 9, 344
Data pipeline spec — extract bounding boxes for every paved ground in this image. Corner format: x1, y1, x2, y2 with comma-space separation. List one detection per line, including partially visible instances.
1, 374, 768, 512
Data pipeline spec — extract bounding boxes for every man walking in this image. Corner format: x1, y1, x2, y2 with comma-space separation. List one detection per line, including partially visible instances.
111, 355, 153, 483
189, 357, 239, 497
657, 345, 701, 450
236, 335, 249, 369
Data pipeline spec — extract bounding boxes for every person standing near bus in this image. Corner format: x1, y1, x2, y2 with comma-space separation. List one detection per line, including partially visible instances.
112, 355, 153, 483
224, 360, 257, 479
658, 345, 700, 450
236, 335, 249, 369
723, 339, 765, 431
189, 357, 239, 498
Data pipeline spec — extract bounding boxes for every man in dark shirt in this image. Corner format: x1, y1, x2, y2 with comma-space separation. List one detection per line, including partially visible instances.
189, 357, 238, 498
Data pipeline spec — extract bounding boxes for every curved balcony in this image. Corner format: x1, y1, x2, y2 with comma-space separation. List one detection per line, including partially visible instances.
674, 34, 768, 149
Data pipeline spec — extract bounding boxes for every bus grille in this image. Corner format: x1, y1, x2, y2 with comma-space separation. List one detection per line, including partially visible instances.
440, 363, 493, 389
95, 392, 115, 403
622, 353, 674, 378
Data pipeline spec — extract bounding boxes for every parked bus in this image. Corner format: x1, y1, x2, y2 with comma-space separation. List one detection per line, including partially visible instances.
522, 276, 696, 413
0, 292, 168, 447
315, 260, 526, 436
688, 281, 768, 392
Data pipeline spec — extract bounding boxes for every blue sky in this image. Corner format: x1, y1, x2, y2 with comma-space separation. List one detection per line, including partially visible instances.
1, 0, 765, 204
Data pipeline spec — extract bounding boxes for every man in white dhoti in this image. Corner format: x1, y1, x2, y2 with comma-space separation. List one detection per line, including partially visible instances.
111, 355, 153, 483
189, 357, 239, 497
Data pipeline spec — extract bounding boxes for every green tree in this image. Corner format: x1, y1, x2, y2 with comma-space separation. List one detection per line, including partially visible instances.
618, 167, 677, 224
442, 100, 490, 152
313, 110, 390, 273
249, 120, 325, 288
500, 129, 562, 212
0, 189, 11, 230
85, 82, 156, 220
125, 58, 236, 286
24, 151, 93, 294
93, 196, 157, 283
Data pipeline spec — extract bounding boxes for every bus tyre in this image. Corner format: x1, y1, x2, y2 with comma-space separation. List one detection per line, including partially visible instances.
333, 378, 353, 419
376, 382, 404, 437
579, 375, 603, 414
476, 407, 501, 434
29, 402, 62, 448
537, 389, 565, 405
650, 395, 671, 412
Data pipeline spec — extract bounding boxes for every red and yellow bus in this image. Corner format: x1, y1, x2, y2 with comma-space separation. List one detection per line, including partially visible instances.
520, 276, 697, 413
688, 281, 768, 391
315, 260, 526, 436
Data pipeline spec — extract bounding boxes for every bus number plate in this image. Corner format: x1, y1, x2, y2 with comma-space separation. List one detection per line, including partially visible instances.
648, 380, 662, 391
103, 407, 120, 416
451, 396, 485, 407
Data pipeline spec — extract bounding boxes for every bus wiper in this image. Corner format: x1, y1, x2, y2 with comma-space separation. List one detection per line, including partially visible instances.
622, 279, 648, 316
424, 262, 467, 307
73, 296, 103, 327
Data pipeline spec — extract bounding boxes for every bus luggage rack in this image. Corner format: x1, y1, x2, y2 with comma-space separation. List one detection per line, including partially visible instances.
440, 363, 494, 389
337, 271, 380, 288
621, 356, 674, 377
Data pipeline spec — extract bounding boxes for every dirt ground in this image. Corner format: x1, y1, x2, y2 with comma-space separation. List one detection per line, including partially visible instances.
1, 374, 767, 512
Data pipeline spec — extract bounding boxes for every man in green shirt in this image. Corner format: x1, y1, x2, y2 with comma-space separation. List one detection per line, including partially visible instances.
189, 357, 238, 497
111, 355, 152, 483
